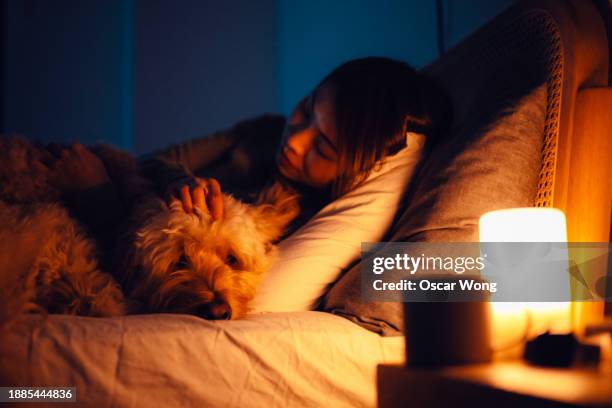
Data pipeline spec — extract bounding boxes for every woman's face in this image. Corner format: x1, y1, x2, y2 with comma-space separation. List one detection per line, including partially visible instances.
276, 82, 339, 189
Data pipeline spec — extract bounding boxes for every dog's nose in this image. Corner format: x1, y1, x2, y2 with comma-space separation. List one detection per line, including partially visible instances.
197, 302, 232, 320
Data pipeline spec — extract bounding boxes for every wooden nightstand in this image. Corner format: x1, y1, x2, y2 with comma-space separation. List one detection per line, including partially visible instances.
378, 362, 612, 407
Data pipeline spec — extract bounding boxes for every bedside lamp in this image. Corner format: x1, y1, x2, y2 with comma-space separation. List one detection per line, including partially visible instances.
479, 208, 567, 242
479, 208, 572, 355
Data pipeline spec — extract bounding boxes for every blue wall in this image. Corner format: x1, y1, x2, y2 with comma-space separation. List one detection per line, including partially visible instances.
2, 0, 515, 153
133, 0, 277, 154
276, 0, 515, 114
443, 0, 515, 48
276, 0, 438, 115
3, 0, 133, 149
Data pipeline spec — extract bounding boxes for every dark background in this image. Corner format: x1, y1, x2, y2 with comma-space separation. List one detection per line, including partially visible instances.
0, 0, 549, 155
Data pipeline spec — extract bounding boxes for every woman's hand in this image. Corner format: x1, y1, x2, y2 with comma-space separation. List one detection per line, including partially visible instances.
165, 177, 224, 220
47, 144, 110, 192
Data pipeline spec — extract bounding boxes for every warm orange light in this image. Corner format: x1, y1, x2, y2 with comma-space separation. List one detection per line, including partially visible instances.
479, 208, 572, 356
479, 208, 567, 242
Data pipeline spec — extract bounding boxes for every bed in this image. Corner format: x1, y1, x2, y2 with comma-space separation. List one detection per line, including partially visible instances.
1, 0, 610, 407
0, 312, 404, 407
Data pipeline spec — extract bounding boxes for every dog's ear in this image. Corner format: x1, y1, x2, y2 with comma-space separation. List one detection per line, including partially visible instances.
251, 182, 299, 243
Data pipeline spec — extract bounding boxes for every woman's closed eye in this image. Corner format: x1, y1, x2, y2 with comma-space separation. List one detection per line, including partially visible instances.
314, 134, 336, 161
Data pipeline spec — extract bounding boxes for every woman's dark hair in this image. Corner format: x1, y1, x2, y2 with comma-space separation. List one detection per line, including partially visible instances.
318, 57, 452, 197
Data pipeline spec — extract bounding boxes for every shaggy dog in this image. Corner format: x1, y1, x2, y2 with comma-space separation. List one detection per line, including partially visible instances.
118, 182, 298, 320
0, 137, 298, 326
93, 144, 299, 320
0, 202, 126, 317
0, 138, 126, 331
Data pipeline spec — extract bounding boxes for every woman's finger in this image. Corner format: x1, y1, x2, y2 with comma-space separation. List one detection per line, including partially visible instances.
195, 177, 208, 189
205, 178, 224, 220
191, 185, 209, 215
180, 185, 193, 213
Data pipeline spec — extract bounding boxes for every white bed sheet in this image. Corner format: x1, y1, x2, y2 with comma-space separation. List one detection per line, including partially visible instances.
0, 311, 405, 407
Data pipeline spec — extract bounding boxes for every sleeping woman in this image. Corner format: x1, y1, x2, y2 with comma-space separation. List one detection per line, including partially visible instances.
47, 57, 451, 311
139, 57, 451, 232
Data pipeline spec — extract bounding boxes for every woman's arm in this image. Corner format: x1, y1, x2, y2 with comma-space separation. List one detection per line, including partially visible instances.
139, 114, 286, 203
138, 129, 237, 195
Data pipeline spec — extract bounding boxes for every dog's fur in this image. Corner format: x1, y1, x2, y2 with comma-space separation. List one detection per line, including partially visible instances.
0, 138, 126, 331
0, 137, 298, 327
93, 144, 299, 320
0, 202, 126, 319
118, 182, 298, 320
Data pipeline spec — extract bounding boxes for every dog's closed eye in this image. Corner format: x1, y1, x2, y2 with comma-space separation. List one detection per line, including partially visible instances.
174, 255, 189, 270
225, 253, 239, 268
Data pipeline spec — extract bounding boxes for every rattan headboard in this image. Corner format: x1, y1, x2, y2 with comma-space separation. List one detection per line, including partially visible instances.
422, 0, 611, 319
499, 0, 612, 318
436, 0, 610, 241
530, 11, 563, 209
515, 0, 609, 241
482, 0, 611, 320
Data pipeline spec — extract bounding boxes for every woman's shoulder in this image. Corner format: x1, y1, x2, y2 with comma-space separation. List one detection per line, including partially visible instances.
227, 113, 286, 173
196, 114, 286, 197
230, 114, 286, 146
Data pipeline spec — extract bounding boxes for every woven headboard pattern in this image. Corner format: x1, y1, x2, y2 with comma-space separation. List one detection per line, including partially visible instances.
529, 11, 563, 208
422, 8, 564, 209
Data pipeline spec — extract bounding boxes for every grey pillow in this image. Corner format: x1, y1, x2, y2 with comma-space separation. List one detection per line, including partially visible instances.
394, 84, 546, 242
321, 85, 546, 336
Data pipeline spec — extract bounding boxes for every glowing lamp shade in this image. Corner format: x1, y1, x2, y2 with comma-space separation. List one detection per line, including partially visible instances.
479, 208, 572, 356
479, 208, 567, 242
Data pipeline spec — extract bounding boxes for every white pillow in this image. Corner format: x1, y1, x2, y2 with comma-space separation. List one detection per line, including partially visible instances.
251, 132, 426, 312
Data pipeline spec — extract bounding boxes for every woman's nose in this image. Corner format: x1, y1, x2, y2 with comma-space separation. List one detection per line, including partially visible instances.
285, 126, 315, 157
